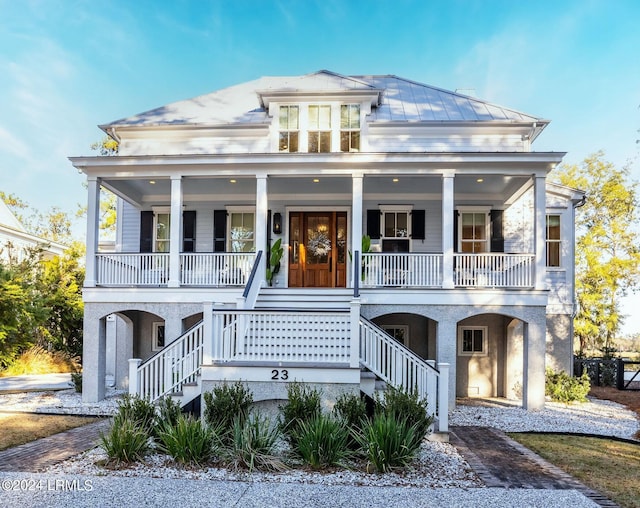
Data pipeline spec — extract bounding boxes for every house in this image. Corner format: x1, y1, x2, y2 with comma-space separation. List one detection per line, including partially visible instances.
71, 71, 584, 433
0, 199, 66, 263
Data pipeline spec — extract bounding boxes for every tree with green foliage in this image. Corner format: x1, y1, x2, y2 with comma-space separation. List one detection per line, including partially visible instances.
0, 255, 45, 368
36, 242, 85, 357
552, 152, 640, 356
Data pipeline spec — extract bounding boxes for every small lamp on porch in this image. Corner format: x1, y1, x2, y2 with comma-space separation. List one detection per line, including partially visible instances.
273, 212, 282, 235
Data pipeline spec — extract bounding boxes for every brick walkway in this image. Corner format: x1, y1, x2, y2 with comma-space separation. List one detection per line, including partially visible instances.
450, 426, 619, 507
0, 418, 110, 472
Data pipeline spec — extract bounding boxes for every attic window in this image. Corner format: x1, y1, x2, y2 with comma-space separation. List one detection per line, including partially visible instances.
340, 104, 360, 152
308, 105, 331, 153
279, 106, 299, 152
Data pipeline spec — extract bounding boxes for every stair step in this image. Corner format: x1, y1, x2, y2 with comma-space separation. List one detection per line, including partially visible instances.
256, 288, 353, 310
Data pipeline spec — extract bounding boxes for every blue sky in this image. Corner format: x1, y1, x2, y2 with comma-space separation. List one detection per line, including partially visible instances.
1, 0, 639, 331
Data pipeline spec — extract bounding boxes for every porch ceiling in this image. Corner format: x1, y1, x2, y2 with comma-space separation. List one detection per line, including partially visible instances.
103, 173, 531, 208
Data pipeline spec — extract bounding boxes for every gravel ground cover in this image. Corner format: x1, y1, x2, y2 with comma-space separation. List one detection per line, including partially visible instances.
0, 388, 637, 490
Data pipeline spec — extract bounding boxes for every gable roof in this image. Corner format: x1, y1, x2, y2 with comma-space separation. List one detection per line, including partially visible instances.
102, 70, 546, 132
0, 200, 26, 231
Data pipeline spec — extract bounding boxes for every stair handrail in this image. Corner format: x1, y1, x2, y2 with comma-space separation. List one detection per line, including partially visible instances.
359, 316, 446, 430
129, 321, 204, 402
241, 250, 263, 309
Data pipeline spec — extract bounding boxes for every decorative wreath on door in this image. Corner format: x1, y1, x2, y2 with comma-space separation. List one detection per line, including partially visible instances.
307, 231, 331, 257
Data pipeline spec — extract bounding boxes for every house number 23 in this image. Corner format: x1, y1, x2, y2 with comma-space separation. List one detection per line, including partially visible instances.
271, 369, 289, 380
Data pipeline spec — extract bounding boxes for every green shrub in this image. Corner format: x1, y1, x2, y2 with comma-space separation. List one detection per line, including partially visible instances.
333, 392, 368, 449
113, 394, 156, 436
100, 418, 150, 465
355, 412, 422, 473
203, 381, 253, 441
223, 412, 285, 472
155, 396, 182, 431
545, 368, 591, 403
70, 371, 82, 393
156, 414, 219, 466
279, 382, 321, 445
292, 413, 351, 469
376, 387, 433, 442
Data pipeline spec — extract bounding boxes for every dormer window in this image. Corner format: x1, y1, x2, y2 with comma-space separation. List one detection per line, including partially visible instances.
340, 104, 360, 152
279, 105, 299, 152
308, 105, 331, 153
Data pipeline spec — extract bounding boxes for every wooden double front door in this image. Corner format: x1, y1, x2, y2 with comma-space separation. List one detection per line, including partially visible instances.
288, 212, 347, 288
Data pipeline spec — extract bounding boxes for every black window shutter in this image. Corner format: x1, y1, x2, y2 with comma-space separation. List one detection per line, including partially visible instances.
267, 209, 272, 253
140, 211, 154, 253
453, 211, 459, 253
367, 209, 380, 239
213, 210, 227, 252
411, 210, 425, 240
183, 211, 196, 252
490, 210, 504, 253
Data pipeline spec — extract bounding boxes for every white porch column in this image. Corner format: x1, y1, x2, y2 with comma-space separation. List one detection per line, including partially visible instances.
84, 176, 101, 287
168, 175, 183, 287
436, 319, 457, 411
351, 173, 363, 288
534, 174, 547, 291
202, 301, 213, 365
441, 173, 455, 289
349, 299, 361, 367
523, 312, 547, 410
255, 175, 268, 284
82, 314, 107, 402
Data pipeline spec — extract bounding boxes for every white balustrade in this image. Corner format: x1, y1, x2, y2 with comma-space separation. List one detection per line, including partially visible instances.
361, 253, 443, 287
212, 310, 351, 364
96, 253, 169, 286
360, 318, 448, 431
130, 322, 204, 402
95, 252, 256, 287
180, 253, 255, 286
453, 253, 534, 288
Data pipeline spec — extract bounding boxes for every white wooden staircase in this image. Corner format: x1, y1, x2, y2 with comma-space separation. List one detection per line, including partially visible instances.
128, 289, 449, 432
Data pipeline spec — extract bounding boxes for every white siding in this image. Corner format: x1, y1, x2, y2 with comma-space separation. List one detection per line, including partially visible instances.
368, 132, 525, 153
121, 201, 140, 252
504, 188, 533, 254
196, 209, 214, 252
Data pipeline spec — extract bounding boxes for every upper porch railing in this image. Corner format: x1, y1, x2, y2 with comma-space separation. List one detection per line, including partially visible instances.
95, 252, 256, 287
453, 253, 534, 288
360, 252, 534, 289
94, 251, 534, 289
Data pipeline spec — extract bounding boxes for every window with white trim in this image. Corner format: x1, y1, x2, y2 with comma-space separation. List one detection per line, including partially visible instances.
546, 214, 561, 267
380, 206, 411, 253
460, 212, 488, 253
458, 326, 487, 356
154, 212, 170, 253
279, 105, 299, 152
152, 322, 165, 351
308, 105, 331, 152
382, 325, 409, 346
340, 104, 360, 152
229, 211, 255, 253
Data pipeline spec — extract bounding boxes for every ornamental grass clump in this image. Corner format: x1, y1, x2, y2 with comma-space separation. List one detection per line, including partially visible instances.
545, 368, 591, 403
333, 392, 368, 450
156, 413, 220, 466
291, 413, 351, 469
223, 412, 286, 472
203, 381, 253, 443
99, 418, 150, 466
355, 412, 420, 473
278, 382, 321, 446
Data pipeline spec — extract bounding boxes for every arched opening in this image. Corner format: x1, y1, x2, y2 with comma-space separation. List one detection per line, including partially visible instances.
456, 313, 525, 399
371, 312, 437, 361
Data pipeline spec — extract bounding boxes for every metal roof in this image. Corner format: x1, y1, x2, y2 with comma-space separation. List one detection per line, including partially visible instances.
103, 70, 545, 129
